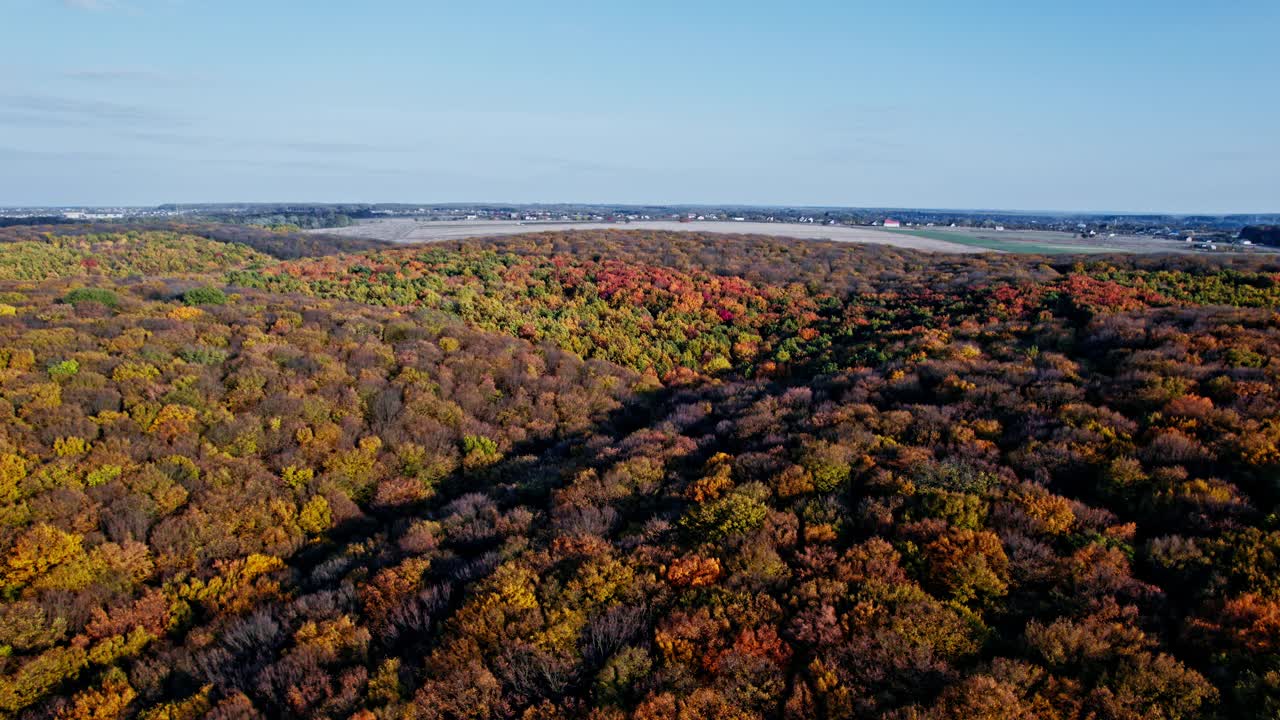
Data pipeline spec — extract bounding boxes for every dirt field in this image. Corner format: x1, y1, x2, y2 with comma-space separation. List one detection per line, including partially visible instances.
312, 218, 1258, 255
312, 219, 986, 253
888, 227, 1198, 255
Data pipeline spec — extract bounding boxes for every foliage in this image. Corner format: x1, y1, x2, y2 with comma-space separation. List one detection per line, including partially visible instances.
230, 231, 1280, 381
0, 230, 1278, 717
180, 286, 227, 306
46, 359, 79, 380
62, 288, 119, 308
0, 232, 271, 282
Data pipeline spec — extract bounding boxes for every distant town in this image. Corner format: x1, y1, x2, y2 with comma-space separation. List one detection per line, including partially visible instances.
2, 203, 1278, 248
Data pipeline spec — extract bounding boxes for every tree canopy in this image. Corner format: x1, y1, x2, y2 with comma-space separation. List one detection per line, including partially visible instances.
0, 226, 1278, 718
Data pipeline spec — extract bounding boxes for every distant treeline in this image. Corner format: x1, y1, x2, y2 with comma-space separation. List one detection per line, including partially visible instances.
1241, 225, 1280, 247
0, 221, 389, 259
0, 216, 83, 228
157, 204, 384, 230
179, 222, 388, 258
199, 210, 367, 230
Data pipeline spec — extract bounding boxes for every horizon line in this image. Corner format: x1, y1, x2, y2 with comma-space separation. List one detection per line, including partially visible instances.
3, 201, 1279, 218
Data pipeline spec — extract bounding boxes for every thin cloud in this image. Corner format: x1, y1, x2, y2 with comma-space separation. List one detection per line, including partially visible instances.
119, 130, 424, 154
226, 157, 418, 176
0, 145, 126, 161
0, 111, 92, 128
279, 140, 417, 154
63, 67, 171, 82
0, 94, 181, 127
62, 0, 120, 10
123, 130, 212, 146
60, 0, 146, 16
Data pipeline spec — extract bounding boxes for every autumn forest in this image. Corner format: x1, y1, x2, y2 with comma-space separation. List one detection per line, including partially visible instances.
1, 223, 1280, 719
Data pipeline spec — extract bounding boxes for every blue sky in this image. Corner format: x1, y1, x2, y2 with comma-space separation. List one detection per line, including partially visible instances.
1, 0, 1276, 212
